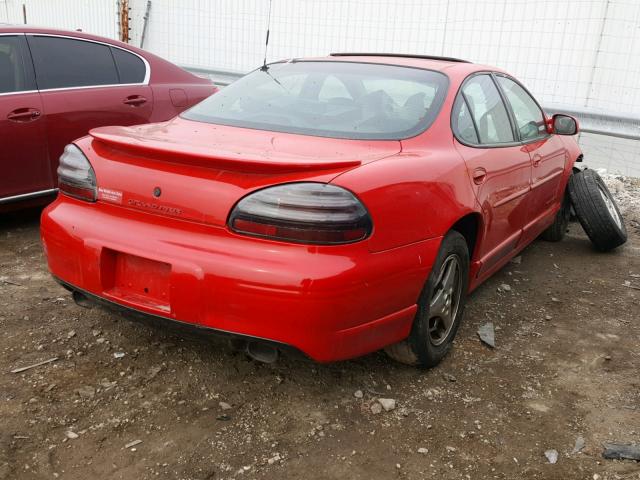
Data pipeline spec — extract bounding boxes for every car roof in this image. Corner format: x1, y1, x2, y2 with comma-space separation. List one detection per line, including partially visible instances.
278, 53, 505, 80
0, 24, 143, 54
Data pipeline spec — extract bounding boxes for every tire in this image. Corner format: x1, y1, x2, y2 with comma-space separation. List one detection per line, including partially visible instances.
385, 231, 469, 368
540, 189, 571, 242
568, 169, 627, 251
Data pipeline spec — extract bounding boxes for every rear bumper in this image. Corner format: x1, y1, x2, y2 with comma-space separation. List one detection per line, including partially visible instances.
41, 198, 441, 362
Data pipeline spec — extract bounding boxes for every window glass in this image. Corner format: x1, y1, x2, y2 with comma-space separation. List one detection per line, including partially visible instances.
182, 61, 449, 140
461, 75, 514, 144
112, 47, 146, 84
497, 76, 546, 140
452, 96, 479, 144
29, 36, 119, 89
0, 36, 28, 94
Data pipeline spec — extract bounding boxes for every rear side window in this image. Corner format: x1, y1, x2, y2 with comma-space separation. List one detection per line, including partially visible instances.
459, 74, 514, 144
111, 47, 146, 84
496, 76, 547, 141
452, 96, 479, 144
29, 36, 119, 89
0, 36, 31, 94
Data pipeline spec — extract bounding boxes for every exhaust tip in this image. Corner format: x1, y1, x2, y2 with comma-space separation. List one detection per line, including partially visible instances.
72, 291, 94, 309
245, 341, 279, 364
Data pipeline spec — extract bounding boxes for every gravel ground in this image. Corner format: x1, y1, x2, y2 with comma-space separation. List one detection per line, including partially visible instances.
1, 182, 639, 480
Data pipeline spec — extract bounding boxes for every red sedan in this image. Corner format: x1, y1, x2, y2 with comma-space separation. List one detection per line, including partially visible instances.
41, 53, 584, 366
0, 26, 216, 209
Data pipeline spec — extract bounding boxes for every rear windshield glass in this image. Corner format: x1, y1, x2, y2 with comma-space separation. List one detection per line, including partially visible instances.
182, 61, 449, 140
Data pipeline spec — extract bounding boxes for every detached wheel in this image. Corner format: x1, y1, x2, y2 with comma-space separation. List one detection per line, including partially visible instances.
568, 169, 627, 251
385, 231, 469, 368
541, 190, 571, 242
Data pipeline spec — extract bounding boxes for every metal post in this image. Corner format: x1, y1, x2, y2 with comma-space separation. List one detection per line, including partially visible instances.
140, 1, 151, 48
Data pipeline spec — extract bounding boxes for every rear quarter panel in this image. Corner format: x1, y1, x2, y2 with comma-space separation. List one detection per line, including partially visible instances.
331, 131, 479, 253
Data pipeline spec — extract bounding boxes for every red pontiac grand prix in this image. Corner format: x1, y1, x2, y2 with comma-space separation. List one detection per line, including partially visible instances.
41, 53, 583, 367
0, 26, 216, 209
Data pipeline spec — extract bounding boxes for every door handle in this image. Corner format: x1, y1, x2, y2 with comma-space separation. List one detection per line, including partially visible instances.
123, 96, 147, 106
532, 154, 542, 167
472, 167, 487, 185
7, 108, 41, 122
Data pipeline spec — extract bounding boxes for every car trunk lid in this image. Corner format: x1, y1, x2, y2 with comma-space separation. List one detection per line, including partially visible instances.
84, 118, 401, 227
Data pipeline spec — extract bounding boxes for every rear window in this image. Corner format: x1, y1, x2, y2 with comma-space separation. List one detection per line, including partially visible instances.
182, 61, 449, 140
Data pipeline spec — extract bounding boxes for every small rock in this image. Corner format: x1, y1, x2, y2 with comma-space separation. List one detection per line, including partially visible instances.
544, 315, 552, 321
378, 398, 396, 412
477, 322, 495, 348
544, 449, 558, 464
510, 256, 522, 265
67, 330, 76, 339
267, 453, 281, 465
113, 352, 125, 359
65, 431, 78, 440
370, 403, 383, 415
573, 436, 586, 454
216, 414, 231, 421
499, 284, 512, 292
417, 447, 428, 454
354, 390, 363, 399
219, 401, 232, 410
445, 446, 457, 453
602, 442, 640, 461
76, 386, 96, 399
92, 330, 101, 337
442, 373, 457, 382
551, 297, 560, 303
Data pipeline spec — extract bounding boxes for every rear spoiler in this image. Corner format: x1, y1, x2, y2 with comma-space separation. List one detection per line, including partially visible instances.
89, 126, 362, 173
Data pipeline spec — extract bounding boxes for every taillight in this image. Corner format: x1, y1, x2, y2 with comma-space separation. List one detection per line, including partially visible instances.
229, 183, 372, 245
57, 144, 97, 202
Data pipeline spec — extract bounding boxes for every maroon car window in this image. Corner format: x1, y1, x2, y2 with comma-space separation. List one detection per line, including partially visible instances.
461, 74, 515, 144
28, 36, 119, 89
111, 47, 146, 84
0, 36, 28, 94
182, 61, 449, 140
496, 76, 547, 141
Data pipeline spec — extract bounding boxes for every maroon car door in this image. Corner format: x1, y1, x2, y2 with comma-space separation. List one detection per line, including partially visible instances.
0, 34, 51, 202
26, 34, 153, 182
495, 75, 567, 241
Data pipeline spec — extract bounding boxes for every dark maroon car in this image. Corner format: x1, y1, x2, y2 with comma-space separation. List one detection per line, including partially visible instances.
0, 26, 217, 210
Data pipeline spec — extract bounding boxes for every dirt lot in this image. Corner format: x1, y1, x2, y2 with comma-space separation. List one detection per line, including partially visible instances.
1, 178, 640, 480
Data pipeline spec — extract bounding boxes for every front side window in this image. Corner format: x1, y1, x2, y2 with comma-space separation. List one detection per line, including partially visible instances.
460, 74, 514, 144
182, 61, 449, 140
0, 36, 29, 94
29, 36, 119, 89
496, 76, 547, 141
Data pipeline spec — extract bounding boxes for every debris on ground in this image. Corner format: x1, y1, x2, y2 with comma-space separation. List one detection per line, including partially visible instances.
124, 439, 143, 449
602, 442, 640, 461
378, 398, 396, 412
219, 401, 232, 410
477, 322, 495, 348
10, 357, 58, 374
354, 389, 363, 399
498, 283, 512, 292
417, 447, 428, 454
572, 436, 586, 454
545, 449, 559, 464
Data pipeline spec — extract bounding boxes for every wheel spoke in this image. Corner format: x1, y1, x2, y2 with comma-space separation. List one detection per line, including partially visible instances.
440, 259, 457, 292
429, 286, 446, 316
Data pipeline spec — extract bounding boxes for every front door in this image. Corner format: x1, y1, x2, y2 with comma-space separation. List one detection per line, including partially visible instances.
494, 75, 568, 241
0, 34, 50, 201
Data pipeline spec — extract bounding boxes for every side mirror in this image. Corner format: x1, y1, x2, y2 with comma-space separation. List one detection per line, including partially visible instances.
552, 114, 578, 135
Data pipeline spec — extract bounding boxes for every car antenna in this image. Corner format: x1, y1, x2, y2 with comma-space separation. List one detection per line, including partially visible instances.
260, 0, 273, 71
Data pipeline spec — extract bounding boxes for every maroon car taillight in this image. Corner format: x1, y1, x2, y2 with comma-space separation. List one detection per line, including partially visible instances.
57, 144, 97, 202
229, 183, 373, 245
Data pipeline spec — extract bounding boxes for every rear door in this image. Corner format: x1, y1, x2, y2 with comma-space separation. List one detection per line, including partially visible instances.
495, 75, 567, 240
0, 34, 50, 201
452, 73, 533, 277
26, 34, 153, 184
